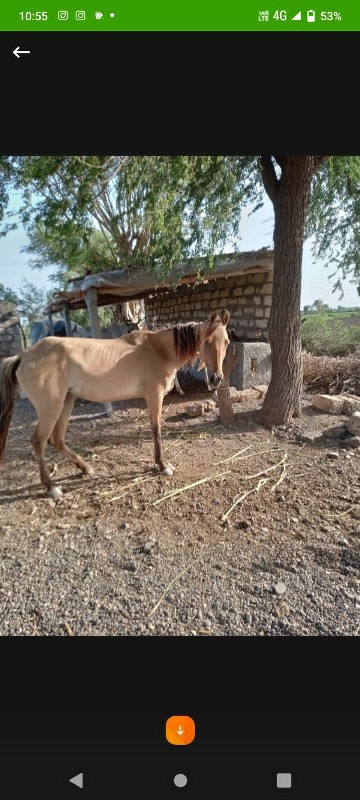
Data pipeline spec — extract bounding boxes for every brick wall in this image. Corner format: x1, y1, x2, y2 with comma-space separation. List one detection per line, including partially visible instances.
0, 302, 22, 359
144, 271, 273, 340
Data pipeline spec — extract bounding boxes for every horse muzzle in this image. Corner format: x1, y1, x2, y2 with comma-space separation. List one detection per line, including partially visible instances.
210, 373, 223, 388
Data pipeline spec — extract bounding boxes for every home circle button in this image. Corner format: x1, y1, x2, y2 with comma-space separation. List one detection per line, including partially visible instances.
174, 774, 188, 787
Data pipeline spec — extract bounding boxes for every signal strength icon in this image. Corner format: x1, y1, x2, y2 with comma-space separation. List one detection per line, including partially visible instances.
292, 11, 302, 20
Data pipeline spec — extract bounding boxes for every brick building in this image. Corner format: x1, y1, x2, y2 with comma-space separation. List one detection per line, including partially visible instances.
144, 251, 273, 341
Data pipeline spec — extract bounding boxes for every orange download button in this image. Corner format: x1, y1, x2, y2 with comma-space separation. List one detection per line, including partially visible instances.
166, 716, 195, 745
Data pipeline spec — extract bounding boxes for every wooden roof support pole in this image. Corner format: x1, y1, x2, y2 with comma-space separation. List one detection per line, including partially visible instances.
47, 311, 54, 336
85, 287, 113, 417
216, 344, 238, 426
63, 302, 73, 336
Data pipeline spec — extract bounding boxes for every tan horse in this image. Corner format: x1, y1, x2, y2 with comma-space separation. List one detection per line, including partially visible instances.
0, 308, 230, 499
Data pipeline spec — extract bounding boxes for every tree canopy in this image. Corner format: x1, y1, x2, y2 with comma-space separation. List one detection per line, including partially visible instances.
1, 154, 360, 426
2, 156, 260, 287
306, 156, 360, 297
1, 155, 359, 297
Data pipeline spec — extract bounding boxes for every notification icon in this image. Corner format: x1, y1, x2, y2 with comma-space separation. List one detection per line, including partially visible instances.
166, 716, 195, 745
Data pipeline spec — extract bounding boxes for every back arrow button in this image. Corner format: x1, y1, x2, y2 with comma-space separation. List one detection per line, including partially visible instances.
13, 47, 31, 58
69, 773, 84, 789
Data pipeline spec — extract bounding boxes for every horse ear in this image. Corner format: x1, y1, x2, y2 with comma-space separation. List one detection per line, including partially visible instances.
204, 311, 221, 337
220, 309, 230, 327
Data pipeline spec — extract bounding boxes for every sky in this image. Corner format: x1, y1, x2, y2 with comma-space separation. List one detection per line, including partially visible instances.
0, 191, 359, 309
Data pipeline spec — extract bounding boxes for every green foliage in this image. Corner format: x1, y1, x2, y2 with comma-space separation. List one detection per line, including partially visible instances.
301, 310, 360, 356
2, 154, 360, 309
0, 157, 13, 226
0, 282, 18, 304
307, 156, 360, 296
70, 306, 114, 329
15, 280, 49, 324
1, 156, 261, 285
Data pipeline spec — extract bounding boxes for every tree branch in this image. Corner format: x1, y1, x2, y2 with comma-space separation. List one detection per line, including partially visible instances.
260, 155, 280, 204
313, 155, 330, 172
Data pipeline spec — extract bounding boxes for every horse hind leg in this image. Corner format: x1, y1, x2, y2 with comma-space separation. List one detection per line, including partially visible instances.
49, 393, 95, 477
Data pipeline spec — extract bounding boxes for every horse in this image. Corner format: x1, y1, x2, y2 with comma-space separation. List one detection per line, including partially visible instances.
0, 309, 230, 499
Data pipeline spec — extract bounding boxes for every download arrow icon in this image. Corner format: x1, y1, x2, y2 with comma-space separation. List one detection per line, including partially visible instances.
177, 725, 184, 735
13, 47, 31, 58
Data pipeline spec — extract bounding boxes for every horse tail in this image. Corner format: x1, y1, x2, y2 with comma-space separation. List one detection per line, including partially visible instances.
0, 355, 21, 462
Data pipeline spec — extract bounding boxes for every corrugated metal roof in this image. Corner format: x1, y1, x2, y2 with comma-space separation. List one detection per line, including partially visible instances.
46, 249, 274, 313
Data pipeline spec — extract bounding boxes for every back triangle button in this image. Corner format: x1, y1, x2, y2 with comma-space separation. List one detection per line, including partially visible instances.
69, 773, 84, 788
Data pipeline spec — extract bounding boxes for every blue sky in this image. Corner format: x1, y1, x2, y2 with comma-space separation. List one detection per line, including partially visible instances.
0, 193, 359, 308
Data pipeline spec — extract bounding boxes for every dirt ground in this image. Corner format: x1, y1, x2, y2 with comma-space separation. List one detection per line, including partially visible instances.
0, 386, 359, 636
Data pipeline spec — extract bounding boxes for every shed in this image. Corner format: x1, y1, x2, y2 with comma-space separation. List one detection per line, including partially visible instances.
45, 249, 274, 404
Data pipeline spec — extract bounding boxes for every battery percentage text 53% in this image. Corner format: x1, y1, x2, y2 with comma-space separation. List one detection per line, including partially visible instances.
320, 11, 342, 20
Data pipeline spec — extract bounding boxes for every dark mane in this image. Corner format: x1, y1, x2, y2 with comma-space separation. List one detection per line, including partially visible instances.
173, 323, 199, 362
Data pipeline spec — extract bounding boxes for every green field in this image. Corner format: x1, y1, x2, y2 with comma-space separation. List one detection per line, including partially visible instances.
301, 310, 360, 356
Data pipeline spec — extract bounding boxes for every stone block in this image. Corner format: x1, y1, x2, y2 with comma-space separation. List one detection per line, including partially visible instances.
186, 402, 204, 417
260, 283, 273, 294
346, 411, 360, 436
228, 342, 271, 389
343, 396, 360, 415
312, 394, 345, 414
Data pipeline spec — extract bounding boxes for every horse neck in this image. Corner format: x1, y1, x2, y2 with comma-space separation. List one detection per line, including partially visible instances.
155, 323, 201, 368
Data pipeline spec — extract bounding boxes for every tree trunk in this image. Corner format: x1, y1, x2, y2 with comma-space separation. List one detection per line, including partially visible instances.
260, 156, 319, 427
217, 344, 238, 425
217, 377, 234, 424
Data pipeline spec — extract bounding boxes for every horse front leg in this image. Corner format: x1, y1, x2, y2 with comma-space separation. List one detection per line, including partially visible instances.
145, 391, 175, 477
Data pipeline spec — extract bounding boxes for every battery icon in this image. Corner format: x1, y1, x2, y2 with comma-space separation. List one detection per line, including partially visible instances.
307, 9, 316, 21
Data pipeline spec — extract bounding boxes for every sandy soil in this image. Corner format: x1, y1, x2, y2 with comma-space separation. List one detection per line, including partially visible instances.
0, 388, 359, 636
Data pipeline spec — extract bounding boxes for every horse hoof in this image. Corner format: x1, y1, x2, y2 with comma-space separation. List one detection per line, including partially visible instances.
83, 465, 95, 477
162, 465, 174, 477
48, 485, 63, 501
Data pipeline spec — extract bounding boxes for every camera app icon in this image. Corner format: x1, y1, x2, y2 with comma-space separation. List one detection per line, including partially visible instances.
58, 10, 69, 20
76, 10, 86, 20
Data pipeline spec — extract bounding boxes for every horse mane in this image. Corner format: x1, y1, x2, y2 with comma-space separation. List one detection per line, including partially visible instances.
173, 323, 199, 363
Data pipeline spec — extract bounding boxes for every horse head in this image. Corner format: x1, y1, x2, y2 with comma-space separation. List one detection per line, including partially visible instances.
197, 308, 230, 389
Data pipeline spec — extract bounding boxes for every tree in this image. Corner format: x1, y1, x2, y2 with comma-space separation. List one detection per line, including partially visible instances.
4, 156, 258, 285
2, 154, 358, 427
259, 156, 328, 426
306, 156, 360, 298
0, 283, 18, 305
15, 281, 48, 325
